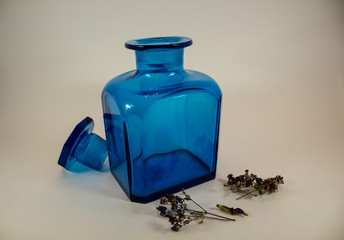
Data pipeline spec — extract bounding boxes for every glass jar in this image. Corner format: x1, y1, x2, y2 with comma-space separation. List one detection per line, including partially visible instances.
102, 36, 222, 203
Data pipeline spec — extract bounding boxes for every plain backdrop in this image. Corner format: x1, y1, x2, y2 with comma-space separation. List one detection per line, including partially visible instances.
1, 0, 344, 239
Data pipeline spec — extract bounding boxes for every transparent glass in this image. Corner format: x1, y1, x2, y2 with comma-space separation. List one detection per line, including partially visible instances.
102, 37, 222, 203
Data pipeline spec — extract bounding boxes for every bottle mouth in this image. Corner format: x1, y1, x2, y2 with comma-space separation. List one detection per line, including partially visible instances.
125, 36, 192, 51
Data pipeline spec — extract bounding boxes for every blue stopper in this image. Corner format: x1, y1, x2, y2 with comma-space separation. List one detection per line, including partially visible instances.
58, 117, 107, 171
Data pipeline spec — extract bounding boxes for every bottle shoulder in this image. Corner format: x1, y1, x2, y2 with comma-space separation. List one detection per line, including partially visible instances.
103, 69, 222, 98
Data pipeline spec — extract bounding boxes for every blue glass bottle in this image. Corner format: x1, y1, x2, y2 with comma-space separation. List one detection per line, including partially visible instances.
102, 36, 222, 203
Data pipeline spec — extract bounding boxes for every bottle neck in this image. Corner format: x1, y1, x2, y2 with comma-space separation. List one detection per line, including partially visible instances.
135, 48, 184, 73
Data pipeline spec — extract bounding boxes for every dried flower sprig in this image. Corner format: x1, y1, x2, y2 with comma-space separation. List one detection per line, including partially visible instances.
224, 170, 284, 200
157, 189, 235, 232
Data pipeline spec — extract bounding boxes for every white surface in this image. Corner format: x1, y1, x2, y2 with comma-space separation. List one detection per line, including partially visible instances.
1, 0, 344, 239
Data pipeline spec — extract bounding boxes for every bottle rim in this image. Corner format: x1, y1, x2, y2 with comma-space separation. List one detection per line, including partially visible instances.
125, 36, 192, 51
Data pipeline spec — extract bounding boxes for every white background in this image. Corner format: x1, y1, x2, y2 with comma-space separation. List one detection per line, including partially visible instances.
1, 0, 344, 239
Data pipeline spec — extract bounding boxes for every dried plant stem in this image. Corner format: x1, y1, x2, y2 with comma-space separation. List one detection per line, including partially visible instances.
189, 198, 207, 212
235, 189, 257, 200
184, 214, 230, 221
186, 208, 235, 221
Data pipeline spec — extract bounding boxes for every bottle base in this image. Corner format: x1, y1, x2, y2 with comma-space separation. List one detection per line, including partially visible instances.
132, 172, 216, 203
112, 171, 216, 203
